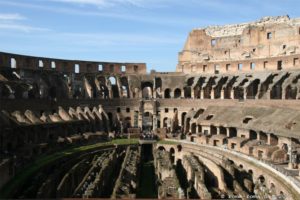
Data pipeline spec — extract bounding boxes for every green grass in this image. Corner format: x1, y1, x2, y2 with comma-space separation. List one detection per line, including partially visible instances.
0, 138, 138, 198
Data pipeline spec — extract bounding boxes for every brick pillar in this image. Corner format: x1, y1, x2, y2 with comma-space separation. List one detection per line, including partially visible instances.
267, 133, 271, 145
221, 89, 225, 99
191, 89, 195, 98
200, 90, 204, 99
230, 90, 234, 99
138, 100, 143, 128
153, 78, 157, 99
243, 88, 247, 100
211, 89, 215, 99
226, 128, 230, 137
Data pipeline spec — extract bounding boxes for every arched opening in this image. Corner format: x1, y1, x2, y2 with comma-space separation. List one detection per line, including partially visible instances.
206, 114, 214, 120
155, 77, 162, 98
246, 79, 260, 99
229, 127, 237, 137
191, 123, 197, 133
269, 133, 278, 145
108, 112, 114, 130
38, 60, 44, 68
109, 76, 119, 98
259, 131, 268, 143
158, 146, 165, 151
174, 88, 181, 98
249, 130, 257, 140
164, 88, 171, 98
214, 77, 228, 99
143, 112, 153, 131
97, 77, 109, 99
142, 87, 152, 98
258, 175, 265, 184
203, 77, 216, 99
170, 147, 175, 164
194, 108, 204, 118
124, 117, 131, 133
210, 125, 217, 135
243, 116, 253, 124
98, 64, 103, 71
74, 64, 80, 73
197, 125, 202, 134
181, 112, 187, 128
51, 61, 56, 68
270, 84, 282, 99
11, 58, 16, 68
121, 65, 126, 72
184, 87, 191, 98
285, 85, 297, 99
187, 77, 194, 86
163, 117, 168, 128
185, 117, 191, 133
177, 144, 182, 152
109, 76, 116, 85
193, 85, 201, 99
121, 77, 130, 98
224, 77, 237, 99
234, 86, 244, 99
142, 82, 153, 99
219, 126, 227, 135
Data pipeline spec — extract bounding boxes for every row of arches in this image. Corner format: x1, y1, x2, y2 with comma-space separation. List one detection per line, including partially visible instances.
1, 70, 299, 99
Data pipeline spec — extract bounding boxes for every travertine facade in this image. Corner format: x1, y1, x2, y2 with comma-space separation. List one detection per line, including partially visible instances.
178, 16, 300, 74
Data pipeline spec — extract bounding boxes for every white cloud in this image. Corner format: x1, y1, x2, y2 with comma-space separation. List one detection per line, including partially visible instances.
51, 0, 145, 7
0, 12, 49, 32
0, 1, 213, 26
0, 23, 49, 32
0, 13, 25, 20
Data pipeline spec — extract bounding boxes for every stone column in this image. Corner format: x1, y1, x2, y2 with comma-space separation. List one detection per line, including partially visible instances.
196, 125, 200, 133
116, 77, 123, 98
138, 100, 143, 129
152, 100, 157, 131
257, 132, 261, 141
267, 133, 271, 145
200, 90, 204, 99
216, 127, 220, 135
226, 128, 230, 137
264, 89, 271, 100
221, 89, 225, 99
230, 90, 234, 99
243, 88, 247, 100
210, 89, 215, 99
191, 89, 195, 98
153, 77, 157, 99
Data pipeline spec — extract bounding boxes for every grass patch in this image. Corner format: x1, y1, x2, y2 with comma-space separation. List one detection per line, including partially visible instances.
0, 138, 138, 198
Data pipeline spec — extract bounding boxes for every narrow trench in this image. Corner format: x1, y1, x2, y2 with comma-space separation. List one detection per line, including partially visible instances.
175, 159, 199, 199
101, 148, 127, 198
136, 144, 157, 198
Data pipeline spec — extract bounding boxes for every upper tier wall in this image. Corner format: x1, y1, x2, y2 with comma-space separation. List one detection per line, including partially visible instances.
0, 52, 147, 74
178, 16, 300, 74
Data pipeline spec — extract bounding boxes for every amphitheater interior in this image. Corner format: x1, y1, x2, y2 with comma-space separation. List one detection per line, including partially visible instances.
1, 15, 300, 199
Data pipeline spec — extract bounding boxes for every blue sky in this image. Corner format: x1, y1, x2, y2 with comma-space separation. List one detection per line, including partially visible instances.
0, 0, 299, 72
